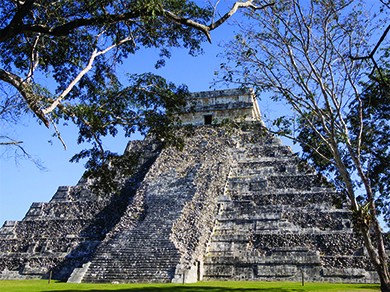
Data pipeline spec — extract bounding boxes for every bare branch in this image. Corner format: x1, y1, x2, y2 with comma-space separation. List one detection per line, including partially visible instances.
209, 1, 275, 31
350, 24, 390, 61
350, 24, 390, 81
48, 116, 67, 150
42, 36, 132, 115
0, 136, 23, 146
265, 126, 333, 164
164, 1, 275, 43
0, 135, 46, 170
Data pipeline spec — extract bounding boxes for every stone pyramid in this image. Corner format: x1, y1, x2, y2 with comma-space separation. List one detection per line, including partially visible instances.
0, 89, 379, 283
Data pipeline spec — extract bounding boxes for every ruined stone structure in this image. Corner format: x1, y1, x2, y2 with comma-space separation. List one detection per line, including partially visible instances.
0, 88, 381, 283
179, 88, 261, 126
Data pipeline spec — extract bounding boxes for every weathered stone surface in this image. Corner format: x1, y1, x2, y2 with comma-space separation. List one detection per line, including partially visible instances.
0, 88, 385, 283
80, 127, 235, 283
201, 125, 381, 283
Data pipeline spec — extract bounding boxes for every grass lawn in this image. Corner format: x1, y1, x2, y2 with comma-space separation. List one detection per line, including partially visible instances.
0, 280, 380, 292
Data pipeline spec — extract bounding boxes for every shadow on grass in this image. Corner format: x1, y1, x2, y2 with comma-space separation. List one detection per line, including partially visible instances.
40, 284, 381, 292
41, 286, 303, 292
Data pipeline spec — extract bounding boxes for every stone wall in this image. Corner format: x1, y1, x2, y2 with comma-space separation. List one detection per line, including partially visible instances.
180, 88, 261, 126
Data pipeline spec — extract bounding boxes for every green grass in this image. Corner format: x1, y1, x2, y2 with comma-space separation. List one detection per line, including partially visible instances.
0, 280, 380, 292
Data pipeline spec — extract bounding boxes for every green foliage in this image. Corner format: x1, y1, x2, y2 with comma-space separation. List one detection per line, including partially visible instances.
0, 0, 211, 70
0, 0, 216, 191
0, 0, 211, 104
67, 73, 189, 194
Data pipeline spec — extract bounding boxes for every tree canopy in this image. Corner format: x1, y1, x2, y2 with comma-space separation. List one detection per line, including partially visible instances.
0, 0, 272, 183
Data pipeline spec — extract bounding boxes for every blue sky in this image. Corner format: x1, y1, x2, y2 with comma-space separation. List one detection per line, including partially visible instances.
0, 24, 242, 225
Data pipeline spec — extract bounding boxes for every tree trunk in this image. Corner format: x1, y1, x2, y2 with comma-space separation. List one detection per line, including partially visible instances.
344, 145, 390, 292
360, 224, 390, 292
373, 216, 390, 292
378, 265, 390, 292
381, 279, 390, 292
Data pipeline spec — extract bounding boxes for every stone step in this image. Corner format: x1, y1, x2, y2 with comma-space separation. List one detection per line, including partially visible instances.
89, 256, 179, 263
83, 274, 173, 282
220, 205, 332, 216
85, 271, 173, 277
203, 266, 299, 279
226, 191, 337, 208
92, 250, 178, 257
234, 145, 293, 158
90, 253, 179, 259
204, 251, 321, 266
84, 267, 176, 275
67, 262, 91, 283
88, 264, 177, 271
214, 224, 288, 234
227, 174, 324, 193
236, 155, 296, 162
230, 165, 300, 177
83, 276, 172, 283
85, 262, 177, 274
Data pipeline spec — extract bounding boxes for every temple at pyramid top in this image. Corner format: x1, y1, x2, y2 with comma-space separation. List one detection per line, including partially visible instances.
179, 88, 261, 125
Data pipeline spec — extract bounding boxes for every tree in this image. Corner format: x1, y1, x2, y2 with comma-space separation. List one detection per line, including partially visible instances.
218, 0, 390, 290
347, 69, 390, 225
0, 0, 273, 184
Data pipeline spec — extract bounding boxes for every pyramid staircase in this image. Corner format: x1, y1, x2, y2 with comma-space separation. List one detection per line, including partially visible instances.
81, 185, 185, 283
80, 127, 233, 283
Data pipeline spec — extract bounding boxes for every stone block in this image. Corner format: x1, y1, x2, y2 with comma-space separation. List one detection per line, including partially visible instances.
51, 186, 71, 202
250, 181, 268, 191
2, 221, 17, 228
257, 265, 297, 277
322, 268, 367, 278
25, 203, 45, 218
234, 266, 254, 279
204, 264, 234, 277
